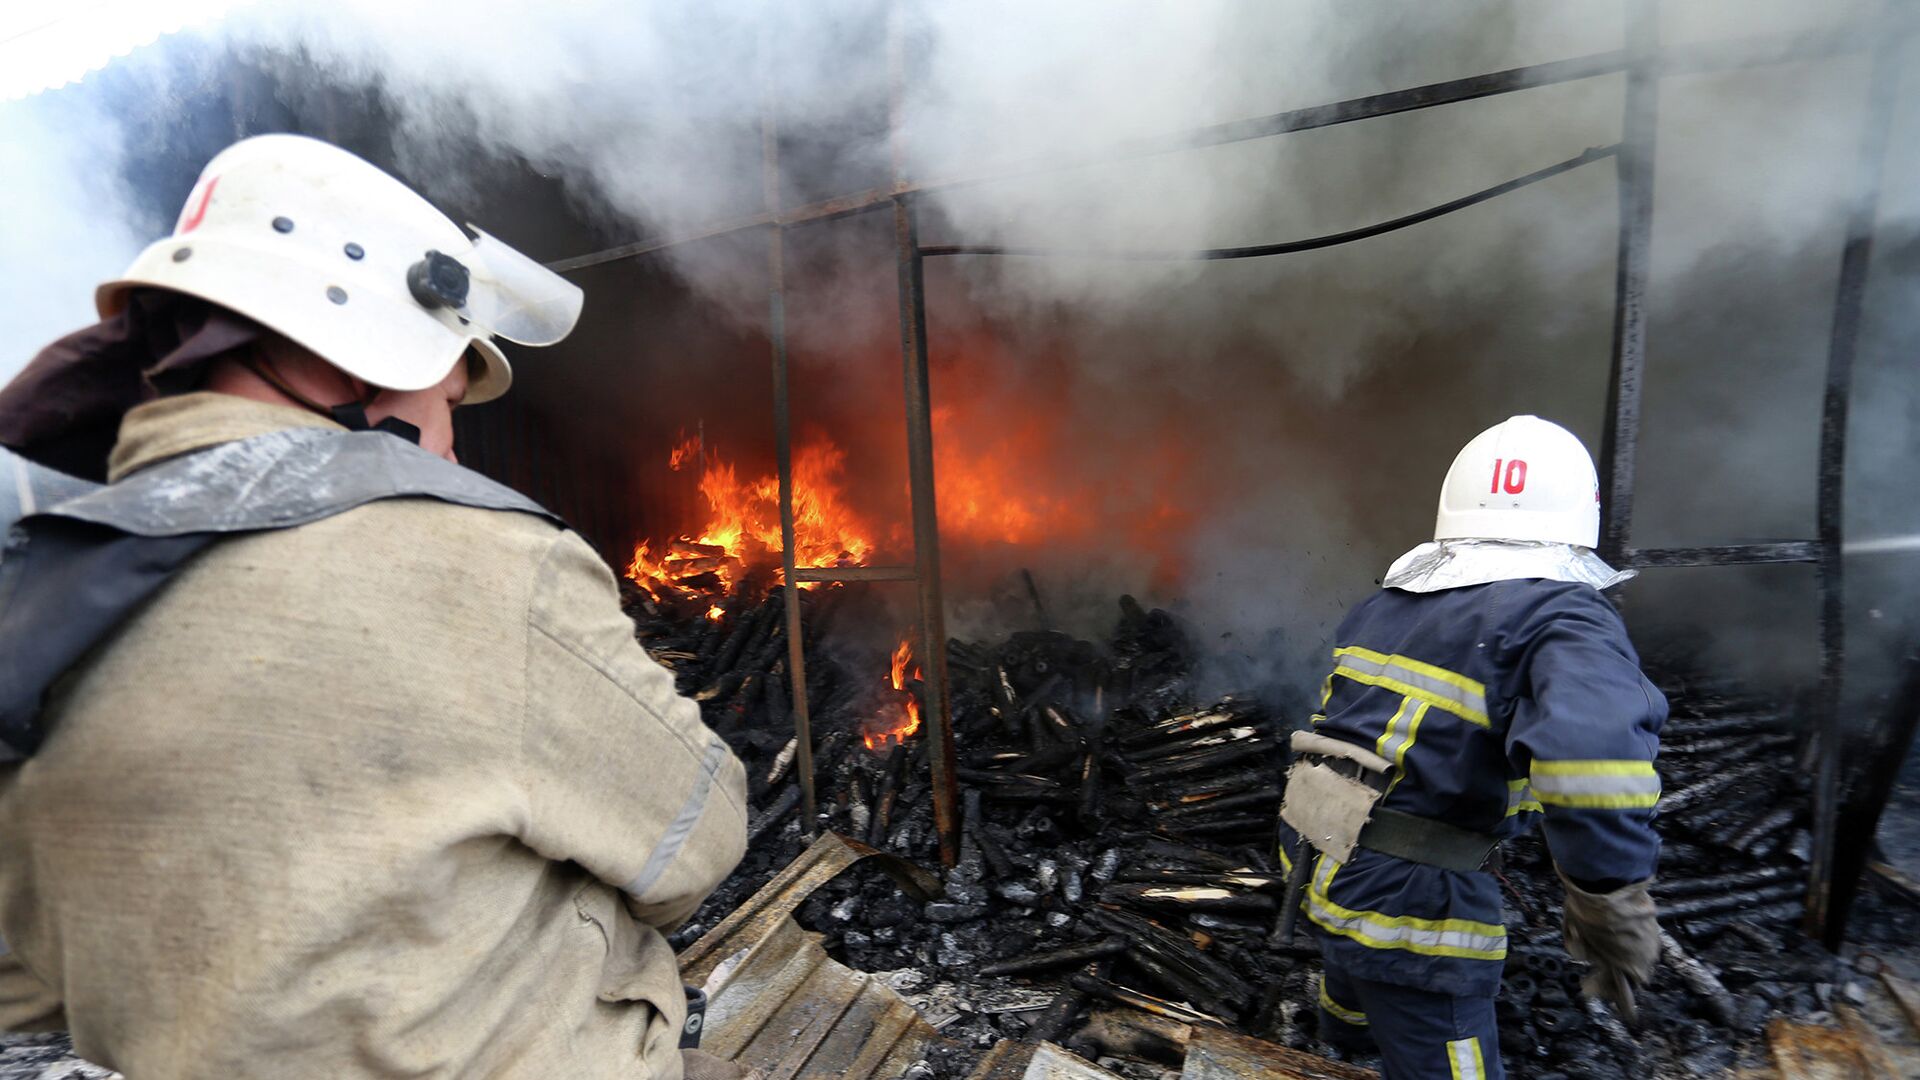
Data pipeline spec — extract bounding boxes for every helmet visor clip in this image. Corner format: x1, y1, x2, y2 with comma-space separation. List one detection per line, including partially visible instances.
407, 250, 471, 312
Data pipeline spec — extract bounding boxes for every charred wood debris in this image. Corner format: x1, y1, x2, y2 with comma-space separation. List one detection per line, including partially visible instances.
622, 578, 1916, 1078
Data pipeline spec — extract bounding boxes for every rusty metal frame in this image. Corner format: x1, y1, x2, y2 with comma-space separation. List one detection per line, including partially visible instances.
759, 48, 818, 832
886, 2, 963, 868
893, 192, 963, 867
547, 16, 1906, 275
1803, 36, 1902, 947
750, 6, 969, 865
1596, 0, 1658, 568
556, 6, 1915, 897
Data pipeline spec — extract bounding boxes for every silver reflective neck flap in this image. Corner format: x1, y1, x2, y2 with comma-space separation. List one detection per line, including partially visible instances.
1383, 539, 1633, 594
43, 426, 556, 537
4, 448, 98, 529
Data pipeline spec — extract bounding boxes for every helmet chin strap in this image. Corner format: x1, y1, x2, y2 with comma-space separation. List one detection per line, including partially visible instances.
238, 353, 421, 445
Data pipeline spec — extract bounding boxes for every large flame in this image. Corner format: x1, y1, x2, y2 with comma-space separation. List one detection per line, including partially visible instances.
628, 333, 1199, 603
627, 436, 876, 600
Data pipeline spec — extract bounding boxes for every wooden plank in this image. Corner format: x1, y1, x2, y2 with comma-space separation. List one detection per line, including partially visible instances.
1181, 1027, 1377, 1080
1768, 1013, 1899, 1080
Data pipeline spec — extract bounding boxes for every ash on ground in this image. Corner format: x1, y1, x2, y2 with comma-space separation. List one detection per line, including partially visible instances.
647, 582, 1920, 1078
0, 1034, 115, 1080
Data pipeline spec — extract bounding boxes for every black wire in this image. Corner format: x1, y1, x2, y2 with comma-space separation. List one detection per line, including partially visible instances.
918, 145, 1620, 261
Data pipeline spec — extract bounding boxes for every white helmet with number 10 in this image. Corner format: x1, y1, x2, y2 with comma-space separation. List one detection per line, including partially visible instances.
1434, 415, 1600, 548
95, 134, 583, 405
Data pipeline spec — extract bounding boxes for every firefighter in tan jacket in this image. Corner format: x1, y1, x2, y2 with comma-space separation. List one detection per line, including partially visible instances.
0, 136, 751, 1079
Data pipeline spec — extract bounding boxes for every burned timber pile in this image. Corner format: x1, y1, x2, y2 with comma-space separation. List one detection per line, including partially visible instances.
626, 579, 1879, 1077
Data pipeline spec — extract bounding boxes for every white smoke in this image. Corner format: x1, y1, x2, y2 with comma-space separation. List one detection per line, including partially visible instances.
0, 93, 145, 381
0, 0, 1915, 697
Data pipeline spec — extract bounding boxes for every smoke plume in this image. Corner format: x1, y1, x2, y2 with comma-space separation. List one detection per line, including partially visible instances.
2, 0, 1916, 703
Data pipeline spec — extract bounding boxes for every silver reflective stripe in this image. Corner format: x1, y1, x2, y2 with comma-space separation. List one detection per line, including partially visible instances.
623, 735, 728, 900
1375, 698, 1421, 766
1306, 856, 1507, 959
1506, 783, 1540, 815
11, 455, 33, 517
1313, 854, 1336, 893
1530, 773, 1660, 798
1305, 892, 1508, 957
1448, 1037, 1485, 1080
1333, 651, 1487, 721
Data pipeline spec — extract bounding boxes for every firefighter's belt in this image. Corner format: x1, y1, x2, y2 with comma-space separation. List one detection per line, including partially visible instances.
1357, 807, 1502, 874
1282, 731, 1501, 873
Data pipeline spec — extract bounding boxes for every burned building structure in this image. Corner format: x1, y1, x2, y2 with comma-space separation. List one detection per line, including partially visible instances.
5, 1, 1920, 1077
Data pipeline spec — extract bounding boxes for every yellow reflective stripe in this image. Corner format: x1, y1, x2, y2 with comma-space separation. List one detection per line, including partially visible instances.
1373, 697, 1415, 757
1313, 852, 1339, 893
1304, 854, 1507, 961
1538, 791, 1659, 809
1531, 759, 1660, 809
1505, 778, 1543, 818
1318, 976, 1368, 1026
1331, 646, 1489, 727
1447, 1037, 1486, 1080
1374, 698, 1428, 795
1532, 760, 1658, 776
1335, 645, 1486, 703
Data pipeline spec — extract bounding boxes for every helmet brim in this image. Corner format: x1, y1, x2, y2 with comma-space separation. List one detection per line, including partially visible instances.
462, 339, 512, 405
98, 235, 513, 407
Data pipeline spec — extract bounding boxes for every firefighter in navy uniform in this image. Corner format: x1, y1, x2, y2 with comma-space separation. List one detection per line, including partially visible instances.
1277, 416, 1664, 1080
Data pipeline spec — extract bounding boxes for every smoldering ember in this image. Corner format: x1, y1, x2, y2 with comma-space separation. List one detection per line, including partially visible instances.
3, 3, 1920, 1080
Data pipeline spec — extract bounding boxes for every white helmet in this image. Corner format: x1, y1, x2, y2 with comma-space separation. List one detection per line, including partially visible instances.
1434, 415, 1600, 548
96, 134, 583, 405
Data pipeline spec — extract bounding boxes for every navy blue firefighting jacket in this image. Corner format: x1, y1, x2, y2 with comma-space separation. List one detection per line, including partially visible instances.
1288, 578, 1666, 997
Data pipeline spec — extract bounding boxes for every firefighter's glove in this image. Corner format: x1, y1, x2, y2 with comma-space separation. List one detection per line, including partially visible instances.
1556, 868, 1659, 1022
682, 1049, 764, 1080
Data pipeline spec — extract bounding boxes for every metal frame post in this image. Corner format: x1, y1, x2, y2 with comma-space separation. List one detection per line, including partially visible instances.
761, 38, 818, 829
1598, 0, 1659, 567
893, 194, 962, 866
751, 3, 963, 864
890, 2, 962, 867
1805, 38, 1900, 946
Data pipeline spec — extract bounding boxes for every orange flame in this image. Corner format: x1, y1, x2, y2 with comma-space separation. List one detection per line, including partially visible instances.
627, 437, 875, 601
930, 404, 1081, 545
865, 637, 922, 751
924, 368, 1198, 587
667, 429, 703, 472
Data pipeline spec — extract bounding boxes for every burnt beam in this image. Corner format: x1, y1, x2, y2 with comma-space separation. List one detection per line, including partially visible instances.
979, 938, 1129, 978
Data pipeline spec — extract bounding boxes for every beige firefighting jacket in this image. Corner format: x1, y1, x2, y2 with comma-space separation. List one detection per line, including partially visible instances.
0, 393, 748, 1079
